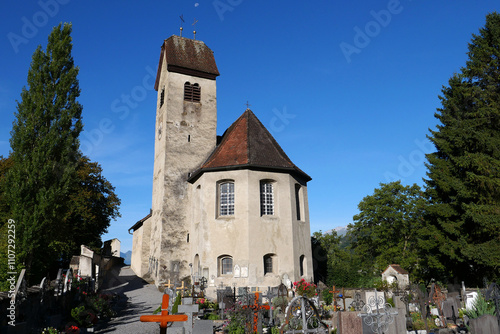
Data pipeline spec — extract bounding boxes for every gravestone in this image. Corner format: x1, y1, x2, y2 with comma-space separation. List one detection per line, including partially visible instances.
193, 320, 213, 334
164, 289, 175, 311
389, 296, 407, 334
442, 297, 460, 325
469, 314, 499, 334
175, 297, 199, 334
350, 291, 366, 311
466, 291, 478, 310
338, 311, 363, 334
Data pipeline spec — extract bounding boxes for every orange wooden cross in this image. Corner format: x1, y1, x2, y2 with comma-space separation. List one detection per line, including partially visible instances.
242, 292, 271, 333
140, 294, 188, 334
330, 285, 341, 311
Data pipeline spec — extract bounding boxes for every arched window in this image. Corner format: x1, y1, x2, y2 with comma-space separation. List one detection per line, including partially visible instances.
192, 83, 201, 102
260, 181, 275, 216
184, 82, 201, 102
219, 181, 235, 216
264, 254, 275, 275
299, 254, 305, 276
218, 255, 233, 276
295, 184, 302, 221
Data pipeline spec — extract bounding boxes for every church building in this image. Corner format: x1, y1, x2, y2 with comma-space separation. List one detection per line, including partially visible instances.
129, 35, 313, 296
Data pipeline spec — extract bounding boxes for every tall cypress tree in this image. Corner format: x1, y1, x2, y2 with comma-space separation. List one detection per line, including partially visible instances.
6, 23, 83, 282
424, 13, 500, 285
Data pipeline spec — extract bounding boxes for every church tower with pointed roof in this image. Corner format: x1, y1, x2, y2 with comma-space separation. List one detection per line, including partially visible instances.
130, 36, 313, 294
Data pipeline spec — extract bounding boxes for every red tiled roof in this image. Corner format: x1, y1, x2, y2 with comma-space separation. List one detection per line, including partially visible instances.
383, 264, 409, 275
154, 35, 219, 91
190, 109, 311, 182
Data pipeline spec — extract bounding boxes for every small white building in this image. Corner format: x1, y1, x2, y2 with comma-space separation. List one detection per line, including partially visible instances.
381, 264, 410, 289
129, 35, 314, 296
102, 238, 121, 257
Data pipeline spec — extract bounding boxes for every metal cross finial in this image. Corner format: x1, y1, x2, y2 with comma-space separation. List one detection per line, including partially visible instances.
245, 101, 251, 109
179, 15, 185, 37
192, 18, 198, 40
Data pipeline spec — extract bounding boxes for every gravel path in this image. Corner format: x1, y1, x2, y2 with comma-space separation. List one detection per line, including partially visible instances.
96, 265, 164, 334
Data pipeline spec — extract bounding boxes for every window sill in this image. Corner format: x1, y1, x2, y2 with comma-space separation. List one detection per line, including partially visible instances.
261, 215, 279, 221
217, 215, 235, 221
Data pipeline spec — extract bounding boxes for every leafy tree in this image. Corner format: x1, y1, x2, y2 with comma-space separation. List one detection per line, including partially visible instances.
5, 23, 83, 283
63, 155, 121, 256
423, 12, 500, 285
0, 156, 14, 290
312, 230, 366, 287
0, 154, 120, 289
348, 181, 426, 279
0, 156, 13, 224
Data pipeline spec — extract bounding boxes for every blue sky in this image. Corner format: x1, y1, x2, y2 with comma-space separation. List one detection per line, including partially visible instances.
1, 1, 498, 252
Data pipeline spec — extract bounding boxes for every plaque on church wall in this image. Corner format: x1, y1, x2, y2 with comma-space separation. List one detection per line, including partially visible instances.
234, 265, 240, 278
241, 266, 248, 278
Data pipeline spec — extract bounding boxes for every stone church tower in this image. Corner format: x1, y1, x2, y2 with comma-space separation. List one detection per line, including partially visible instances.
130, 35, 313, 295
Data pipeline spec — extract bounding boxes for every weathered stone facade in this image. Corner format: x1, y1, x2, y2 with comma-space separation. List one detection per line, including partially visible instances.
130, 35, 313, 296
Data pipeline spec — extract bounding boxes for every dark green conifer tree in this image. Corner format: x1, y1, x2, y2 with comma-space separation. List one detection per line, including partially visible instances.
6, 23, 83, 282
424, 12, 500, 284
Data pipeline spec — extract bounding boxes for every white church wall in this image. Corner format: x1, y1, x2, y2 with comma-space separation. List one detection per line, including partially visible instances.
190, 169, 313, 296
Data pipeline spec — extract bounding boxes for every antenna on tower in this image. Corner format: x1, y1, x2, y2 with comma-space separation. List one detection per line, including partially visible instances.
179, 15, 185, 37
192, 18, 198, 40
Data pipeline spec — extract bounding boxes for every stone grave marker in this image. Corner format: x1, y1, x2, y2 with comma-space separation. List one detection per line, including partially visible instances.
63, 268, 73, 293
442, 295, 460, 325
469, 314, 499, 334
399, 290, 413, 330
54, 268, 63, 296
466, 291, 478, 310
193, 319, 213, 334
390, 295, 408, 334
350, 291, 366, 312
338, 311, 363, 334
173, 297, 199, 334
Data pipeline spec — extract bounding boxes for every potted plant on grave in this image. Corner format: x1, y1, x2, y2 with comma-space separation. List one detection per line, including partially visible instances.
86, 293, 115, 320
293, 279, 317, 298
41, 327, 59, 334
64, 324, 80, 334
71, 305, 98, 332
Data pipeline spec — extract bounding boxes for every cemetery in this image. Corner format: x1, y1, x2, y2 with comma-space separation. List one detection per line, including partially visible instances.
3, 253, 499, 333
